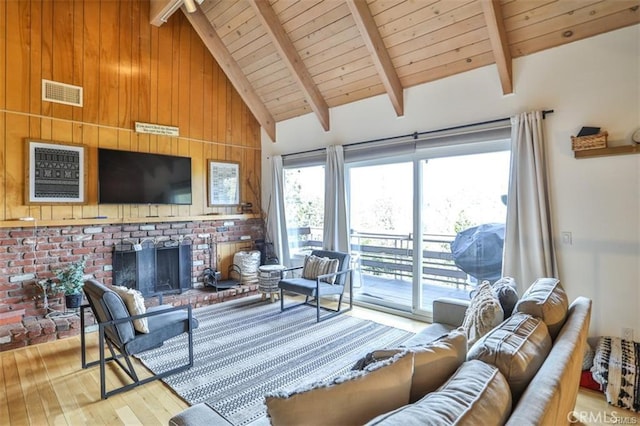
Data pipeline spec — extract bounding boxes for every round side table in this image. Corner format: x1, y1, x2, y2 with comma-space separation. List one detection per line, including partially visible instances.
258, 264, 286, 303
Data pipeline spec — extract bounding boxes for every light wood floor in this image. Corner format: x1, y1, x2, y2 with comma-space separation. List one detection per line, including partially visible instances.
1, 303, 638, 426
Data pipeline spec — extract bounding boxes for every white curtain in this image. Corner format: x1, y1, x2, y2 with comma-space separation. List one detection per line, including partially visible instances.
323, 145, 350, 252
269, 156, 291, 266
503, 111, 557, 294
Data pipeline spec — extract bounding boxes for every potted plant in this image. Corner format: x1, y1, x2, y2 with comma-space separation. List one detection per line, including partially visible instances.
52, 259, 86, 309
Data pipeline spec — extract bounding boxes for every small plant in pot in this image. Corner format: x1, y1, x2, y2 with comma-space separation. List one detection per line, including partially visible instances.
52, 259, 86, 309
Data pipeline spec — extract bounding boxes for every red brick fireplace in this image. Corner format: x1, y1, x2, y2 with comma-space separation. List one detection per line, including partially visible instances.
0, 217, 264, 351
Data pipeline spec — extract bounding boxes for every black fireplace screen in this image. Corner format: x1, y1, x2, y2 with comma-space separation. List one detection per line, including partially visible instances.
112, 240, 192, 295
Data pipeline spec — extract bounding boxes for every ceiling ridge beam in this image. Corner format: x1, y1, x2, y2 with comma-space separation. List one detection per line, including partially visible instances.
249, 0, 330, 132
346, 0, 404, 117
150, 0, 181, 27
481, 0, 513, 94
183, 8, 277, 142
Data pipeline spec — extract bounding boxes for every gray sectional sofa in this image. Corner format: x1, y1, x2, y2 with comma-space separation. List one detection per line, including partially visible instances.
170, 278, 591, 426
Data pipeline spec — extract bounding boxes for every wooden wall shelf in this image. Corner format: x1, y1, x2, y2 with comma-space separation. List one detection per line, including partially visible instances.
0, 214, 260, 229
574, 145, 640, 159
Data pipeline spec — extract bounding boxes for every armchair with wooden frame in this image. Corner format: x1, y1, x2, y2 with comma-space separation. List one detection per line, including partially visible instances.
81, 279, 198, 399
278, 250, 352, 322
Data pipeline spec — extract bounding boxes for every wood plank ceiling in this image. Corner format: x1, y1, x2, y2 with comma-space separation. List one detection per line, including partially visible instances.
151, 0, 640, 141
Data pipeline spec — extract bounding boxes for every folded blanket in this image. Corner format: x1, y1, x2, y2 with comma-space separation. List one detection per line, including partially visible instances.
591, 336, 639, 412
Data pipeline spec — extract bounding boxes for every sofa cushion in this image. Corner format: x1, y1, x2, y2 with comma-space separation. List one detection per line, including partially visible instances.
365, 360, 512, 426
492, 277, 519, 318
354, 328, 467, 403
265, 351, 413, 426
467, 312, 552, 402
112, 285, 149, 333
462, 281, 504, 346
514, 278, 568, 340
302, 254, 339, 284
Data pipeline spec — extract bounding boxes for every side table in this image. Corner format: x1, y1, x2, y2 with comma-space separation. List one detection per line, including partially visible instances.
258, 264, 286, 303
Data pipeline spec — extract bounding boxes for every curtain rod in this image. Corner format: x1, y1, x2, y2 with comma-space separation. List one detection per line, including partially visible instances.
282, 109, 554, 159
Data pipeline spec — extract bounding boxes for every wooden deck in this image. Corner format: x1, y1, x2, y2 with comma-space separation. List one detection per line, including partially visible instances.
353, 274, 471, 310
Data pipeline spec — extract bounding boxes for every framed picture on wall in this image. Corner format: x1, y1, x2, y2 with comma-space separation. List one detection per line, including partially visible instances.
25, 139, 86, 204
208, 160, 240, 206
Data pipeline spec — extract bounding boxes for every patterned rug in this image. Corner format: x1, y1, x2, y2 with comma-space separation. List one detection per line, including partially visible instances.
136, 295, 414, 425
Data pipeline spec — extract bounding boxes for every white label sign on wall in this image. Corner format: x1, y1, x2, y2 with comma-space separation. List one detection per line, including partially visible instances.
134, 122, 179, 137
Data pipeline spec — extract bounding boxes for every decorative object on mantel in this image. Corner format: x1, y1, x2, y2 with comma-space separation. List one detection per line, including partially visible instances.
632, 128, 640, 144
571, 126, 608, 151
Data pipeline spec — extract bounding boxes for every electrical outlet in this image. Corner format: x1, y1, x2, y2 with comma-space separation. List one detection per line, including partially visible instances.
622, 327, 634, 342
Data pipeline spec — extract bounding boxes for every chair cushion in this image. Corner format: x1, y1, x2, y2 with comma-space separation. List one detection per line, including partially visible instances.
354, 328, 468, 403
467, 312, 552, 402
462, 281, 504, 346
278, 277, 344, 297
112, 285, 149, 333
124, 305, 198, 355
302, 254, 339, 284
514, 278, 568, 340
365, 360, 512, 426
265, 351, 413, 426
83, 279, 135, 345
492, 277, 519, 318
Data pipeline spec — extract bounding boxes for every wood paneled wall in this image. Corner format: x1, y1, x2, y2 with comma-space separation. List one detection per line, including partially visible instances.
0, 0, 261, 222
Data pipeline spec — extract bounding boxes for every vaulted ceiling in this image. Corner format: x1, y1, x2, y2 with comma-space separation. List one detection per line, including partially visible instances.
150, 0, 640, 141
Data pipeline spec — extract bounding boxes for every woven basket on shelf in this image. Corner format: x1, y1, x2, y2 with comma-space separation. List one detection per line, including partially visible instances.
571, 131, 608, 151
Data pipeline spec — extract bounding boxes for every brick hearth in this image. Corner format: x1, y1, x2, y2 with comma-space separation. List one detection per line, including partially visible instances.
0, 217, 264, 352
0, 283, 260, 352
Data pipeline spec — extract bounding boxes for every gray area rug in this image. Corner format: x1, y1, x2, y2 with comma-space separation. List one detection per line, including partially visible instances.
136, 295, 414, 425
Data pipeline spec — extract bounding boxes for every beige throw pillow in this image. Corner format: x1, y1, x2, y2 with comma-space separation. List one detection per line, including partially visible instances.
353, 328, 468, 403
365, 360, 512, 426
266, 351, 413, 426
514, 277, 568, 340
111, 285, 149, 333
302, 254, 339, 284
467, 312, 552, 402
462, 282, 504, 346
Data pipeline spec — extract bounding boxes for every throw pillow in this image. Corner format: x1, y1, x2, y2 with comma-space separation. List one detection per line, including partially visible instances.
492, 277, 519, 319
353, 328, 468, 403
462, 281, 504, 347
302, 254, 340, 284
467, 312, 552, 402
111, 285, 149, 333
365, 360, 512, 426
265, 351, 413, 426
514, 278, 568, 340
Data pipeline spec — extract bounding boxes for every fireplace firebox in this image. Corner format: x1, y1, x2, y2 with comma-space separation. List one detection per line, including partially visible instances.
112, 240, 192, 295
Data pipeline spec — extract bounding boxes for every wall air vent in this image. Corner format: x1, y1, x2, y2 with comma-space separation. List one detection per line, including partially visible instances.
42, 79, 83, 107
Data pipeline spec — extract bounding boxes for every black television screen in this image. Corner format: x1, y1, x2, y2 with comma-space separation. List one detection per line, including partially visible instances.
98, 148, 192, 205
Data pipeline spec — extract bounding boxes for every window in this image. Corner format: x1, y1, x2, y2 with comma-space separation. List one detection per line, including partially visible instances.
283, 165, 325, 258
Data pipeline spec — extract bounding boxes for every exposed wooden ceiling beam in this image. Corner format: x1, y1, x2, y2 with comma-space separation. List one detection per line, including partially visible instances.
150, 0, 180, 27
183, 8, 277, 142
346, 0, 404, 117
249, 0, 330, 132
481, 0, 513, 94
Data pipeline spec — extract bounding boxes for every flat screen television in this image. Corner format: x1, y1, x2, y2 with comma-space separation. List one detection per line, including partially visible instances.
98, 148, 192, 205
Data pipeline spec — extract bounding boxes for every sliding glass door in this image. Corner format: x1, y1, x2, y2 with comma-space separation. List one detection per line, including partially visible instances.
347, 143, 510, 318
418, 150, 510, 312
348, 161, 414, 311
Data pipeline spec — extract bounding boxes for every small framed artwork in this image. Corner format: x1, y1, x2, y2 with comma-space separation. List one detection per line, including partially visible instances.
26, 139, 86, 204
208, 160, 240, 206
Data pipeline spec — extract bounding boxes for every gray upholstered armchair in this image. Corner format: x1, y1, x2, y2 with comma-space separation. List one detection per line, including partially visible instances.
278, 250, 352, 322
81, 279, 198, 399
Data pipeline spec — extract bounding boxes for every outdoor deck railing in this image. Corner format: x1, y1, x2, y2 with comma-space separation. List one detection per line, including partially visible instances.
287, 227, 472, 290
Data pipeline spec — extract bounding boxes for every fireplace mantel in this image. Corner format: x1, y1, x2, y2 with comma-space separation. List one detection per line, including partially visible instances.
0, 213, 260, 229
